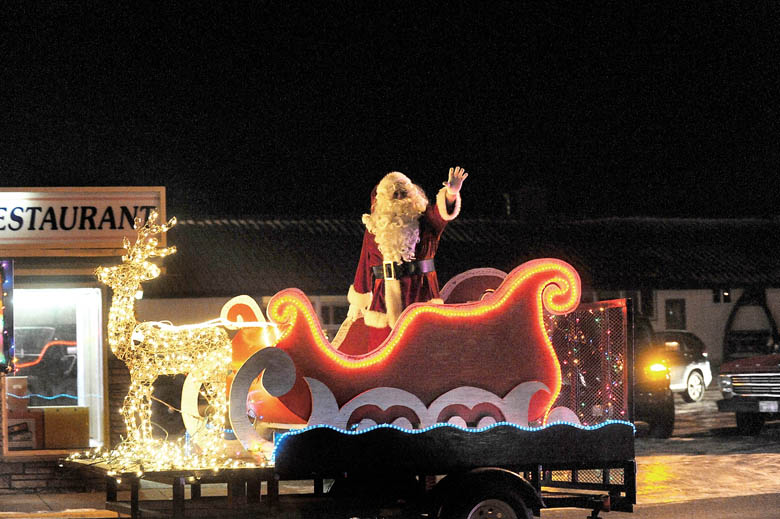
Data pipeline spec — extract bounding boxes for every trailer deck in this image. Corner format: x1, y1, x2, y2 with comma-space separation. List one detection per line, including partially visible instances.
65, 421, 636, 518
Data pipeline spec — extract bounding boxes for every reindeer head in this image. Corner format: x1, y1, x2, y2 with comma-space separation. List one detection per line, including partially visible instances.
96, 211, 177, 295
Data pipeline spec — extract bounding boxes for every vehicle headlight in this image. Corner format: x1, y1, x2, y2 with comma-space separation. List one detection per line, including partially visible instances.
719, 374, 733, 398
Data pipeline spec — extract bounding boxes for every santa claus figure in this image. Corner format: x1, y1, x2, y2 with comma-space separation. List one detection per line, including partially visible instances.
346, 166, 468, 349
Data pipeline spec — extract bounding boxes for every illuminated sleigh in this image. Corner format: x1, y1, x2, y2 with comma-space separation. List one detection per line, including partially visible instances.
226, 259, 582, 454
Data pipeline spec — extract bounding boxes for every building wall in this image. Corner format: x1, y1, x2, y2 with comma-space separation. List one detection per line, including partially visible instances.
652, 289, 740, 367
136, 297, 239, 324
107, 355, 130, 448
0, 456, 105, 495
652, 288, 780, 368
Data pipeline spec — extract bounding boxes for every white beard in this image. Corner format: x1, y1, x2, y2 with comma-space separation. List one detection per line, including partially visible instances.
363, 197, 424, 264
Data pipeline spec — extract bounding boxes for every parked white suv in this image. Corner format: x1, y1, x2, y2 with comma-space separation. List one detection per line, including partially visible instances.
656, 330, 713, 403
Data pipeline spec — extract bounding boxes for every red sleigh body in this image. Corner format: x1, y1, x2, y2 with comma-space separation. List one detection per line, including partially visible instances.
226, 259, 581, 452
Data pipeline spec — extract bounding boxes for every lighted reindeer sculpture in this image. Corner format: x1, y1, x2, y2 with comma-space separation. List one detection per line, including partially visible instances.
96, 212, 232, 461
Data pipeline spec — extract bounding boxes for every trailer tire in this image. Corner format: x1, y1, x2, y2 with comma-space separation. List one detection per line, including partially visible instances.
648, 392, 675, 438
736, 412, 765, 435
436, 472, 534, 519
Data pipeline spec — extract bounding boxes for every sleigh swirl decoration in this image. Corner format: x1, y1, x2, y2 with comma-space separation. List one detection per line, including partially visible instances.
89, 213, 602, 473
227, 258, 582, 456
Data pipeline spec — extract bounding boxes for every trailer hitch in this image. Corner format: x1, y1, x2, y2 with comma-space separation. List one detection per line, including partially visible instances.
587, 494, 610, 518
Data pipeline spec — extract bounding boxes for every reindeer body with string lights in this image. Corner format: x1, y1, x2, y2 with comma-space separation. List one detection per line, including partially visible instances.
96, 212, 232, 455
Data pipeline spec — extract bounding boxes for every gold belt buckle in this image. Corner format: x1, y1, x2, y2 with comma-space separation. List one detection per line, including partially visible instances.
383, 261, 397, 281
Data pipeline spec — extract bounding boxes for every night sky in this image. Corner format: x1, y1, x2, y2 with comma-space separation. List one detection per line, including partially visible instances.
3, 3, 779, 220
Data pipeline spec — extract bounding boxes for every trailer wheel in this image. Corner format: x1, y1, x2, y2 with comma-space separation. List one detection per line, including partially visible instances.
736, 412, 765, 435
438, 478, 533, 519
647, 392, 675, 438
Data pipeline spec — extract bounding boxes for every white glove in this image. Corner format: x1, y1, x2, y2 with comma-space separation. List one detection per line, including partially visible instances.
443, 166, 468, 195
347, 285, 372, 320
347, 303, 364, 320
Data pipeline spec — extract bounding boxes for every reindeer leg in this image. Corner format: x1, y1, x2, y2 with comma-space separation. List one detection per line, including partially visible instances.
125, 377, 155, 444
140, 378, 156, 442
182, 369, 221, 453
200, 377, 228, 454
122, 378, 145, 444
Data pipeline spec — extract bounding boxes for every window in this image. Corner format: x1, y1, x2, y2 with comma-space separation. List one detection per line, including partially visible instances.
712, 289, 732, 303
665, 299, 686, 330
594, 289, 654, 319
318, 301, 350, 339
281, 295, 350, 341
4, 287, 104, 452
640, 289, 655, 318
331, 304, 349, 328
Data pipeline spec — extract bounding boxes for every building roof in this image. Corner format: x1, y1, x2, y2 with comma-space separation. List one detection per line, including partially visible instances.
134, 216, 780, 299
546, 218, 780, 290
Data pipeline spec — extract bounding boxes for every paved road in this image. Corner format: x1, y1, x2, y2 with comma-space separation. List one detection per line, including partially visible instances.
543, 388, 780, 517
543, 493, 780, 519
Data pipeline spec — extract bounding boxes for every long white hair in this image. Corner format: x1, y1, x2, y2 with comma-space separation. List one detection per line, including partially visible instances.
362, 172, 428, 264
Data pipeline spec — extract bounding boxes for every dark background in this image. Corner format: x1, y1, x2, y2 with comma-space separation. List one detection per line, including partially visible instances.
2, 2, 779, 220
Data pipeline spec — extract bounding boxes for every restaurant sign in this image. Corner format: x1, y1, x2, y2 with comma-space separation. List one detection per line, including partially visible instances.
0, 187, 165, 255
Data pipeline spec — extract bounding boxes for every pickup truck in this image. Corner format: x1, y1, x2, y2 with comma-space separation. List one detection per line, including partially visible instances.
716, 288, 780, 435
718, 352, 780, 435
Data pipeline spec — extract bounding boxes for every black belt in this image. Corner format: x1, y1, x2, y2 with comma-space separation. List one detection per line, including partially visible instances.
372, 259, 435, 281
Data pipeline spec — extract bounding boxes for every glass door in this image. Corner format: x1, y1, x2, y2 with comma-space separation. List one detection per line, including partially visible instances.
7, 288, 104, 450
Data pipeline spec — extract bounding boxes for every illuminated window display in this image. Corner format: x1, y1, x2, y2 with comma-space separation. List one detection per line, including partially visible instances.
5, 287, 104, 451
0, 187, 169, 505
1, 260, 12, 374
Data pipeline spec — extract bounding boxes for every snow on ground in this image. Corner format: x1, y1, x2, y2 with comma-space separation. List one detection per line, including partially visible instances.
634, 389, 780, 505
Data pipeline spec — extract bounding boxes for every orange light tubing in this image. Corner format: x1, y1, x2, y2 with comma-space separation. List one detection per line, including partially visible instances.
268, 258, 579, 369
14, 340, 77, 369
265, 259, 580, 426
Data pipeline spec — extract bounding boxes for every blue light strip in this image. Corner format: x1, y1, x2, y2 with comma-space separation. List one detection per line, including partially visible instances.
1, 260, 13, 374
7, 393, 78, 401
272, 420, 635, 462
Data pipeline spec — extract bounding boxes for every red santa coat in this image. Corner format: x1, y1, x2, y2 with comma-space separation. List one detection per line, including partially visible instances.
349, 187, 461, 334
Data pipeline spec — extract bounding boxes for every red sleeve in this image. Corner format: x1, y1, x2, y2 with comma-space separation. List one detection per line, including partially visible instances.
425, 202, 447, 236
353, 230, 374, 294
424, 187, 462, 236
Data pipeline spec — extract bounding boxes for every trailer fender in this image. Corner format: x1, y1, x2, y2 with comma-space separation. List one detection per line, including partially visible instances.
432, 468, 543, 518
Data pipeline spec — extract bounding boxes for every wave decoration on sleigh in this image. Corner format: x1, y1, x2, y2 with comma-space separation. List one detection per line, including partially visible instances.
225, 258, 596, 457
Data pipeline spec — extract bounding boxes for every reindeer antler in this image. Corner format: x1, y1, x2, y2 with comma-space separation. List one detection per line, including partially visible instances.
123, 211, 178, 263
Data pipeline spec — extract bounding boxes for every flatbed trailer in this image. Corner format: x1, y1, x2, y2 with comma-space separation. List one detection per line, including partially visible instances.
65, 292, 637, 519
67, 422, 636, 518
69, 258, 638, 518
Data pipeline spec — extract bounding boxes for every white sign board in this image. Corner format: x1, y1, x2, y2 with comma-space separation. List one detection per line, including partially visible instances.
0, 187, 165, 256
